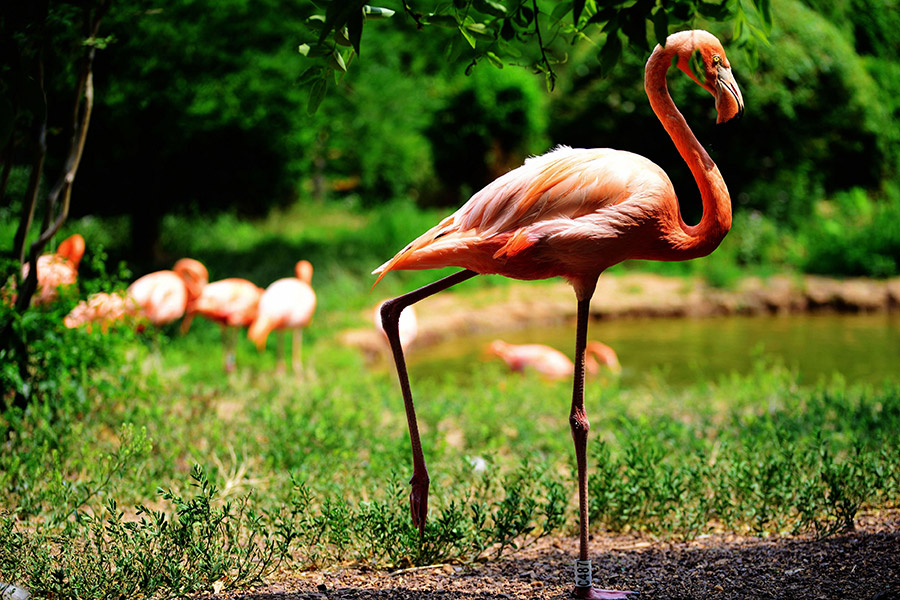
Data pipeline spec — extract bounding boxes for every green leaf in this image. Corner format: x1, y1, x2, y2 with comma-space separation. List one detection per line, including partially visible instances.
347, 6, 364, 55
362, 5, 395, 19
329, 50, 348, 72
425, 13, 460, 28
652, 9, 668, 47
486, 51, 504, 68
599, 31, 621, 75
465, 22, 495, 40
551, 2, 571, 20
473, 0, 507, 17
334, 27, 353, 46
297, 66, 323, 86
307, 78, 327, 115
573, 0, 586, 25
501, 18, 515, 41
459, 25, 477, 48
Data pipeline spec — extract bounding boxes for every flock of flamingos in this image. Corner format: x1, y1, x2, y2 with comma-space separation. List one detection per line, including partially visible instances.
18, 231, 620, 378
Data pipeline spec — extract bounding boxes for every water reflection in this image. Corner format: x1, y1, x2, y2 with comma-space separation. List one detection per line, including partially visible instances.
407, 313, 900, 388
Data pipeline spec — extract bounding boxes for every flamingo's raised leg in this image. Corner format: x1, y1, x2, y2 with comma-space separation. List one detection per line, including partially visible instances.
570, 296, 637, 600
381, 269, 477, 533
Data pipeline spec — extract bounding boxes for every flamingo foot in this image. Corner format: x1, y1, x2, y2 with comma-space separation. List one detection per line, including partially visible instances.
409, 476, 429, 534
573, 587, 638, 599
572, 561, 637, 598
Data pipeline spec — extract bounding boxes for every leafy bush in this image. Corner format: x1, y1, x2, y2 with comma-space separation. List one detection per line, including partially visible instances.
800, 187, 900, 277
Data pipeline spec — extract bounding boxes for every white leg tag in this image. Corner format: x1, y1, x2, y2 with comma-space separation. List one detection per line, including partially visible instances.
575, 559, 592, 588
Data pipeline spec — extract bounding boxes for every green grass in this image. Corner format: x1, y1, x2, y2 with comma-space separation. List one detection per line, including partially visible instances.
2, 197, 900, 598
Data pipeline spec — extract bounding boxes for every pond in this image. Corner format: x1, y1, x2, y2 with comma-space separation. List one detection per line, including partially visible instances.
407, 313, 900, 388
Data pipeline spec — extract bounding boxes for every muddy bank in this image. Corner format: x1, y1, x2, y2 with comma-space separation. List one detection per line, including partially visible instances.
342, 274, 900, 354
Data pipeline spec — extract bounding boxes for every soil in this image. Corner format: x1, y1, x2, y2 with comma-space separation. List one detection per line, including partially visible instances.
212, 511, 900, 600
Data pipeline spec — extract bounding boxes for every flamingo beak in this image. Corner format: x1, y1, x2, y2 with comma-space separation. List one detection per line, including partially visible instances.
715, 66, 744, 123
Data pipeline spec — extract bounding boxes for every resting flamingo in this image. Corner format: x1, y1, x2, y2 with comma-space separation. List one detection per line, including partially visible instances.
248, 260, 317, 374
488, 340, 574, 380
22, 233, 86, 305
489, 340, 622, 380
375, 30, 742, 598
64, 291, 132, 332
126, 258, 209, 326
374, 300, 417, 351
585, 341, 622, 375
186, 276, 263, 372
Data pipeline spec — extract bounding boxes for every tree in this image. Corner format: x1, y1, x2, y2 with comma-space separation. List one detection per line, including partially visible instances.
297, 0, 773, 112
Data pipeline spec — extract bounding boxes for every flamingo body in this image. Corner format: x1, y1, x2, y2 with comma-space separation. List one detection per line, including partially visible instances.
488, 340, 573, 380
191, 278, 262, 327
374, 301, 417, 351
248, 260, 317, 374
22, 233, 86, 305
248, 277, 316, 349
126, 258, 208, 326
64, 291, 131, 332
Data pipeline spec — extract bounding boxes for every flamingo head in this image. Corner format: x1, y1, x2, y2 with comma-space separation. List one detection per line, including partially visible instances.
295, 260, 314, 284
57, 234, 86, 270
668, 30, 744, 124
173, 258, 209, 299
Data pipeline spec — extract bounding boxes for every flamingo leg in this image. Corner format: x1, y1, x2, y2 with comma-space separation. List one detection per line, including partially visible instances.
292, 328, 302, 375
222, 325, 236, 373
276, 331, 286, 374
382, 268, 478, 534
570, 296, 636, 599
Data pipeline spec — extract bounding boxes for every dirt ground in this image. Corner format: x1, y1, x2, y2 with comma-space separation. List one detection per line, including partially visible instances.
212, 511, 900, 600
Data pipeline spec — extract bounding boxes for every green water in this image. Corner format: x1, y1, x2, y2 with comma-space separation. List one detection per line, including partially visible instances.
408, 313, 900, 388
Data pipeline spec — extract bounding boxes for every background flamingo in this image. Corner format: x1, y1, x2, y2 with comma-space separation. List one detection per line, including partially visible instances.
374, 300, 417, 351
488, 339, 621, 379
248, 260, 317, 374
187, 276, 263, 372
21, 233, 86, 305
487, 340, 573, 380
585, 341, 622, 375
64, 291, 132, 332
375, 30, 742, 599
126, 258, 208, 326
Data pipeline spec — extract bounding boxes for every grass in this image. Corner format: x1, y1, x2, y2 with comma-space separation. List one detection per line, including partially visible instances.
2, 198, 900, 597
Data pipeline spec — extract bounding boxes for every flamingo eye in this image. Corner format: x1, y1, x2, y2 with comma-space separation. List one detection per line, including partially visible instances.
712, 55, 722, 65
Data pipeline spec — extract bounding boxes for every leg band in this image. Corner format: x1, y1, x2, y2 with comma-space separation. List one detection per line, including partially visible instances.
575, 559, 592, 588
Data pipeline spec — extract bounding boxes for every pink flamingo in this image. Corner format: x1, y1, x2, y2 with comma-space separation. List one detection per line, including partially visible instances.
375, 30, 742, 598
186, 276, 263, 372
585, 341, 622, 375
248, 260, 317, 374
126, 258, 209, 326
63, 291, 133, 332
488, 340, 574, 380
488, 340, 621, 380
21, 233, 86, 305
374, 300, 418, 351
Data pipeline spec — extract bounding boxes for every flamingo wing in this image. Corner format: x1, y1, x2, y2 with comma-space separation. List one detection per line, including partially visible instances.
374, 147, 671, 281
127, 271, 188, 325
194, 279, 262, 327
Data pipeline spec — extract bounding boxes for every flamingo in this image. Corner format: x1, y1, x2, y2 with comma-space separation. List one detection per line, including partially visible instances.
488, 340, 621, 380
375, 30, 742, 598
248, 260, 317, 374
374, 300, 418, 351
488, 340, 574, 380
63, 291, 133, 332
21, 233, 86, 305
585, 341, 622, 375
186, 276, 263, 372
126, 258, 209, 326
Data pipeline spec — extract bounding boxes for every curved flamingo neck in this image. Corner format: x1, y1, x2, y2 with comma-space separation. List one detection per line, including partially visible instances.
644, 35, 732, 258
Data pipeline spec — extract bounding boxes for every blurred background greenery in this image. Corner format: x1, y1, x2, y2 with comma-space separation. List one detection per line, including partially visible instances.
2, 0, 899, 282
